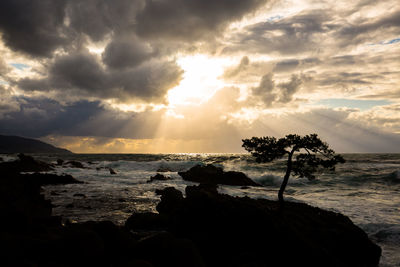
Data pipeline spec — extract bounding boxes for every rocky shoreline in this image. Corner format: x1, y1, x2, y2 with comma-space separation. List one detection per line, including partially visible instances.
0, 155, 381, 266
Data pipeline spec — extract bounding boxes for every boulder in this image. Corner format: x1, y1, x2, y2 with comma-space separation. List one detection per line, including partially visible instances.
178, 164, 260, 187
56, 159, 64, 165
125, 212, 168, 231
65, 160, 85, 168
148, 173, 171, 183
108, 167, 117, 175
134, 232, 205, 267
127, 185, 381, 267
157, 166, 173, 172
0, 153, 53, 174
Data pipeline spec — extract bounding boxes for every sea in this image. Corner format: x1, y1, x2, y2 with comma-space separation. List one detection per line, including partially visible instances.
2, 153, 399, 266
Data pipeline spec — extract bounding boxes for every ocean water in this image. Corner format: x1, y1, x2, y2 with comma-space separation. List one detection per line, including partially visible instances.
3, 153, 400, 266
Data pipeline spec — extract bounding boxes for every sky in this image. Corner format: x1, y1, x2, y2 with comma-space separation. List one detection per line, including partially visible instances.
0, 0, 399, 153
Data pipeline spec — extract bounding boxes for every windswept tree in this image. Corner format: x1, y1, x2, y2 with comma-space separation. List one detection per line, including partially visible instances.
242, 134, 345, 203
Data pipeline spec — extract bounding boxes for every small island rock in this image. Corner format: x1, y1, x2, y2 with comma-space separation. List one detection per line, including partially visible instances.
178, 164, 260, 187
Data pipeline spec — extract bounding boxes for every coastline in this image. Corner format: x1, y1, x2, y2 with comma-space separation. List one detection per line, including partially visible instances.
0, 154, 382, 266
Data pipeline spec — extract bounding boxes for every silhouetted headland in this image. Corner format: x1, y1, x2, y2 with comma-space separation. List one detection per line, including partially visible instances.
0, 134, 72, 154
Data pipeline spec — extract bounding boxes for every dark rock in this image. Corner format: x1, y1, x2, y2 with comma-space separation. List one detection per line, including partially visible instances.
73, 193, 86, 198
50, 191, 60, 196
155, 187, 184, 215
148, 173, 171, 183
56, 158, 64, 165
0, 157, 3, 161
118, 198, 126, 202
65, 160, 85, 168
108, 167, 117, 174
66, 203, 74, 208
0, 153, 53, 174
178, 164, 260, 187
21, 172, 83, 185
157, 166, 173, 172
127, 185, 381, 267
135, 232, 205, 267
125, 212, 168, 231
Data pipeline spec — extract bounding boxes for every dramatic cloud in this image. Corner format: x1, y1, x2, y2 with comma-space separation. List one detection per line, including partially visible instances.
0, 97, 163, 138
0, 0, 399, 152
18, 51, 183, 103
223, 11, 333, 55
135, 0, 268, 41
249, 73, 307, 106
0, 0, 68, 57
102, 35, 156, 69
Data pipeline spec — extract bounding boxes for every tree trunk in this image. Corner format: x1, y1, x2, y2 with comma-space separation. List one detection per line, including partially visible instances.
278, 151, 294, 203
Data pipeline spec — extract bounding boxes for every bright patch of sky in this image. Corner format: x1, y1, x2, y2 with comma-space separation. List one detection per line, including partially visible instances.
368, 37, 400, 46
10, 63, 30, 70
266, 15, 283, 22
384, 38, 400, 45
317, 99, 391, 111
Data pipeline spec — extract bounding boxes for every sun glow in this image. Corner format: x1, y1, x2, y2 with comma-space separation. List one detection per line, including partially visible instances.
167, 55, 233, 106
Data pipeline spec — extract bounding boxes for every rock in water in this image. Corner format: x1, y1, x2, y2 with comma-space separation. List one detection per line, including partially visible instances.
65, 160, 85, 168
126, 185, 381, 267
147, 173, 171, 182
108, 167, 117, 174
178, 164, 260, 186
0, 153, 53, 173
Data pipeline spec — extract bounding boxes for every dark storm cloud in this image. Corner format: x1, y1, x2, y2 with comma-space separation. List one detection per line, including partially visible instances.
18, 51, 183, 103
0, 97, 162, 139
102, 35, 156, 69
66, 0, 144, 42
135, 0, 268, 40
0, 0, 68, 57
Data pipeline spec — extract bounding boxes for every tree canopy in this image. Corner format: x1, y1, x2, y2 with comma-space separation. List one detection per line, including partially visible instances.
242, 134, 345, 202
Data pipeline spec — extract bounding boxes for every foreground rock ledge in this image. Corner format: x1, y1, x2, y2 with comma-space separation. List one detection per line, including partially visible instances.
126, 185, 381, 267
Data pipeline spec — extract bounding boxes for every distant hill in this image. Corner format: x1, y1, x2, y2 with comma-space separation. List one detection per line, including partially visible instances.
0, 135, 72, 154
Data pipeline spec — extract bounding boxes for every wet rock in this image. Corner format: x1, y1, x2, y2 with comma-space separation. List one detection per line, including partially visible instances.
157, 167, 173, 172
147, 173, 171, 183
0, 153, 53, 173
65, 160, 85, 168
109, 167, 117, 175
66, 203, 74, 208
155, 187, 184, 215
178, 164, 260, 187
56, 158, 64, 165
118, 198, 126, 202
